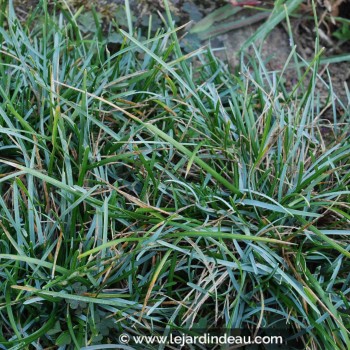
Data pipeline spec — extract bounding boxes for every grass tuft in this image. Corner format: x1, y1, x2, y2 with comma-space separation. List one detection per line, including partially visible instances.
0, 0, 349, 348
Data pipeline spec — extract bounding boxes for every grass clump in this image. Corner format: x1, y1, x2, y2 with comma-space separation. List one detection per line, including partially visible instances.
0, 0, 349, 349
